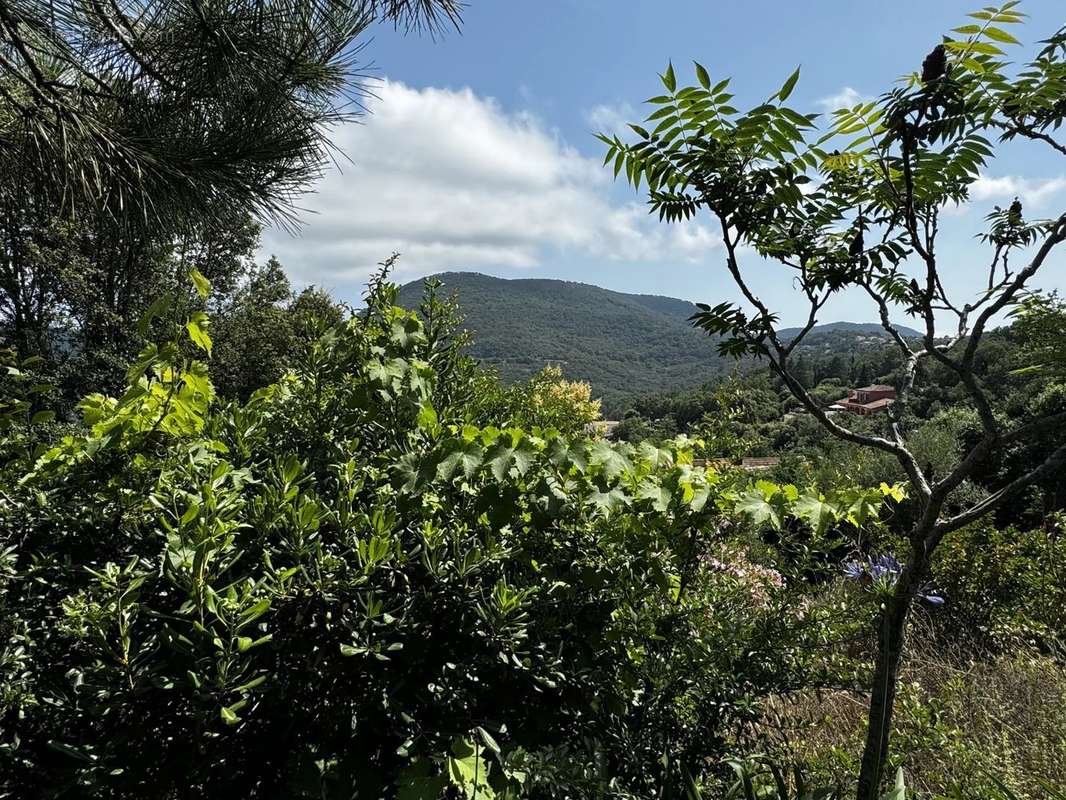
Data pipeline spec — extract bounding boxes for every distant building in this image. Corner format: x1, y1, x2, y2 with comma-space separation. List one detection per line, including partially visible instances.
740, 457, 781, 470
842, 384, 896, 415
693, 457, 781, 471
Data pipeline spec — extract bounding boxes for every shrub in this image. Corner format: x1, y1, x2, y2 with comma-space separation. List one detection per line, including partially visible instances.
0, 276, 836, 798
933, 515, 1066, 650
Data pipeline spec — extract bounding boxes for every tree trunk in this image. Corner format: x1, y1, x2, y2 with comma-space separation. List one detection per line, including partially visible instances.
855, 582, 915, 800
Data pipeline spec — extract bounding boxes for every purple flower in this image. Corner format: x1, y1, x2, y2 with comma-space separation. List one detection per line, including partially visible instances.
842, 552, 945, 605
843, 560, 865, 580
843, 552, 901, 586
868, 553, 901, 581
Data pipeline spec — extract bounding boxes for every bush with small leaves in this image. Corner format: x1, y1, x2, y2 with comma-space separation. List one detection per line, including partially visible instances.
0, 271, 874, 799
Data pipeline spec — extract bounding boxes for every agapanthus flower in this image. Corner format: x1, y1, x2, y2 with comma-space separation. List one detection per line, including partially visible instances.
869, 553, 901, 581
842, 560, 865, 580
842, 552, 944, 604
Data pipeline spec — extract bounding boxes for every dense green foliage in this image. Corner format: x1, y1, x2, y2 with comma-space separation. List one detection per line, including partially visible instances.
0, 0, 456, 415
395, 274, 924, 419
1, 263, 1064, 800
1, 273, 902, 798
0, 0, 460, 224
0, 204, 346, 417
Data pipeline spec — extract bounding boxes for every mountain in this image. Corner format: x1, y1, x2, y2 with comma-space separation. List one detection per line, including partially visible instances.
778, 321, 922, 339
397, 272, 731, 414
396, 272, 913, 414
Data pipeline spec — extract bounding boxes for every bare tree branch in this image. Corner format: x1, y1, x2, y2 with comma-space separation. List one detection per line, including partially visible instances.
963, 213, 1066, 370
715, 223, 931, 496
935, 440, 1066, 538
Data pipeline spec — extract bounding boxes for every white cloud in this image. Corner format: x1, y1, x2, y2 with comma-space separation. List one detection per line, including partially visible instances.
262, 81, 720, 290
585, 102, 637, 140
969, 174, 1066, 208
817, 86, 869, 113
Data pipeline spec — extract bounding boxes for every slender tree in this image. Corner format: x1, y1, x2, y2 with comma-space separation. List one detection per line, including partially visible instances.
602, 4, 1066, 796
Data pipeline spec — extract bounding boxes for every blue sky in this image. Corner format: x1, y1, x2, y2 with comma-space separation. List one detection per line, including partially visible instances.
262, 0, 1066, 327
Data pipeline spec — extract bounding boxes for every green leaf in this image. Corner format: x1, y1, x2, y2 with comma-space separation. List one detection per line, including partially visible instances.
30, 410, 55, 425
182, 367, 211, 398
681, 764, 703, 800
689, 485, 710, 513
792, 494, 837, 536
189, 267, 211, 300
637, 480, 672, 512
694, 61, 710, 90
777, 66, 801, 102
881, 767, 906, 800
437, 440, 485, 482
511, 445, 535, 476
138, 292, 173, 337
734, 489, 782, 530
395, 451, 439, 493
233, 674, 267, 693
588, 486, 625, 514
661, 62, 676, 93
487, 444, 516, 482
238, 598, 271, 625
879, 482, 906, 503
220, 705, 240, 725
589, 440, 632, 481
946, 39, 1005, 56
447, 737, 492, 799
186, 312, 213, 356
416, 403, 438, 432
983, 26, 1020, 45
475, 726, 501, 757
397, 770, 448, 800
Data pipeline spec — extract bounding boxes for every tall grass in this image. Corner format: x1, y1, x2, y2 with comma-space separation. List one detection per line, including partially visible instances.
752, 618, 1066, 799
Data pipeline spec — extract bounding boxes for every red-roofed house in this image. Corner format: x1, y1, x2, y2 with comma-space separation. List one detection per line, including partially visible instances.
842, 384, 896, 415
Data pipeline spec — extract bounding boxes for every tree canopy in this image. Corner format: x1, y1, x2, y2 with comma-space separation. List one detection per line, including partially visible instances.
0, 0, 460, 227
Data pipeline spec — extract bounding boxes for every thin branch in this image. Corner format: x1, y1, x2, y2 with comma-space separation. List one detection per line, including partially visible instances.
0, 4, 57, 98
934, 409, 1066, 513
716, 222, 930, 495
782, 285, 828, 357
89, 0, 177, 91
997, 119, 1066, 157
766, 352, 931, 498
934, 440, 1066, 538
963, 213, 1066, 371
987, 243, 1004, 291
718, 218, 787, 356
862, 281, 915, 359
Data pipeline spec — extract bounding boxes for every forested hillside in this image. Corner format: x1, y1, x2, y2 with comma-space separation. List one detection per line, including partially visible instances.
397, 272, 920, 415
397, 272, 730, 412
